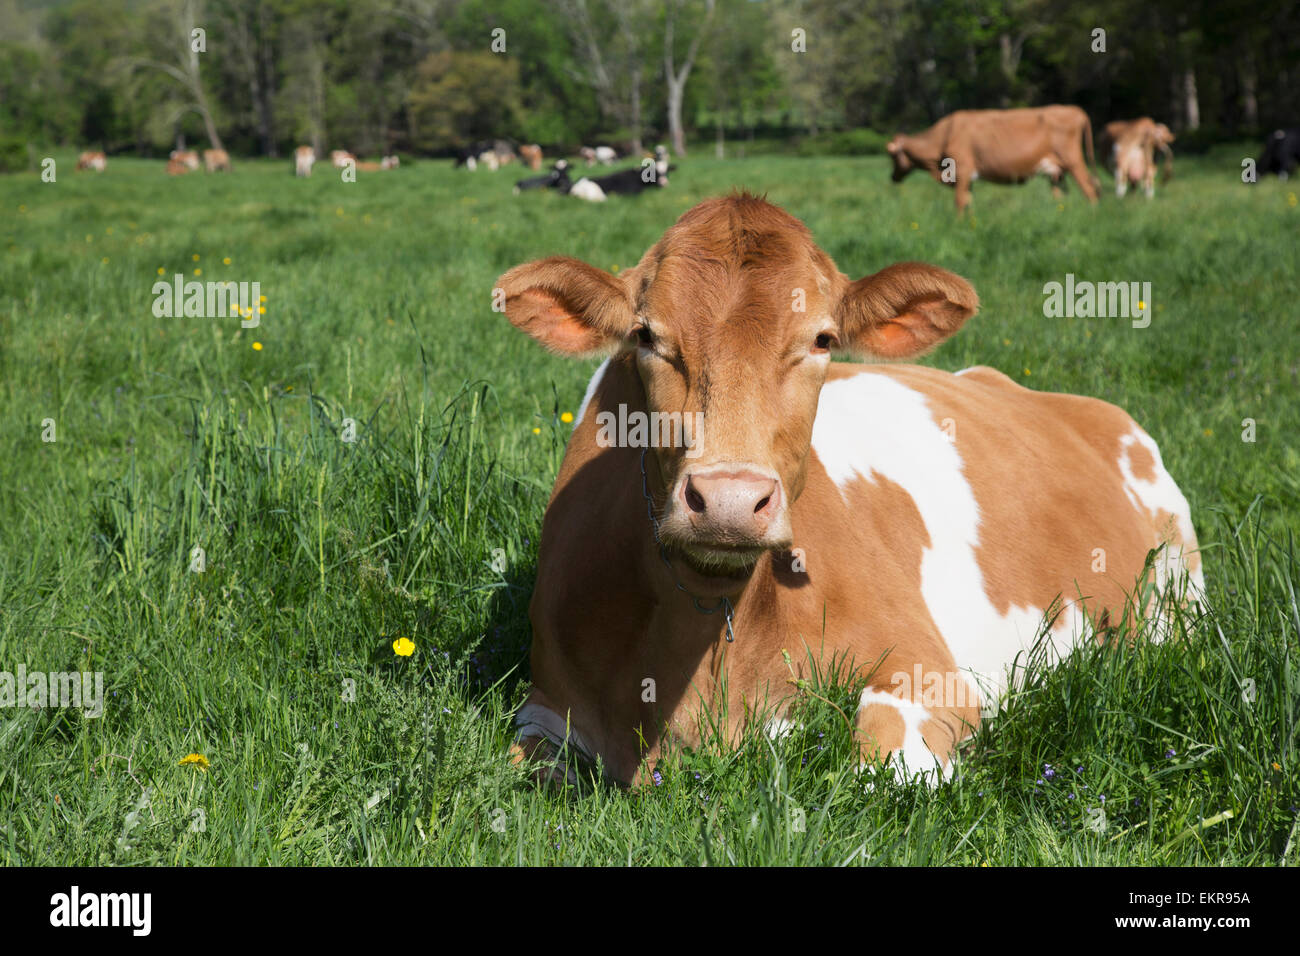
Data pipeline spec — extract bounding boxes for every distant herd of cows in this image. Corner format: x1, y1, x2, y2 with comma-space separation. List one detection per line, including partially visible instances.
70, 106, 1300, 212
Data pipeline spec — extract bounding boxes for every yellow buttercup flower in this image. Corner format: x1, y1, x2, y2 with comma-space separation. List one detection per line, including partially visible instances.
179, 753, 210, 772
222, 257, 231, 265
560, 412, 574, 424
192, 254, 200, 261
392, 637, 415, 657
252, 341, 263, 351
157, 267, 165, 275
532, 427, 541, 435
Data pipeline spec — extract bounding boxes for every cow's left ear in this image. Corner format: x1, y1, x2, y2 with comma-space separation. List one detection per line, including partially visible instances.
833, 262, 979, 359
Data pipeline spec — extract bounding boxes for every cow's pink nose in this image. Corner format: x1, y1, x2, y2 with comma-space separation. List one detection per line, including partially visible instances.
681, 469, 781, 539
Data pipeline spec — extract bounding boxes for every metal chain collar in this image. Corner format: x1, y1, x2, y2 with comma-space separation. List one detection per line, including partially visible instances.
639, 448, 735, 642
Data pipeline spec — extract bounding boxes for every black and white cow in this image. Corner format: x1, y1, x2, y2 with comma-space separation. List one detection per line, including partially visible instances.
513, 160, 572, 195
567, 147, 673, 202
1258, 128, 1300, 180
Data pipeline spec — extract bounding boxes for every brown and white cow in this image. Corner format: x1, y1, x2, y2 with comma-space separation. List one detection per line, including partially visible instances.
294, 145, 316, 177
887, 106, 1099, 214
1103, 118, 1174, 196
76, 151, 107, 172
165, 157, 191, 176
170, 149, 201, 171
330, 150, 356, 169
498, 194, 1201, 787
520, 144, 544, 171
203, 148, 231, 173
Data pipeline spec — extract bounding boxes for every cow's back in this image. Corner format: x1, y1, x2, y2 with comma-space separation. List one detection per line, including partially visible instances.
803, 362, 1200, 699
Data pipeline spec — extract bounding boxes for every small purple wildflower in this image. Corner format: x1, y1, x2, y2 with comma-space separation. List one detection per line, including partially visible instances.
652, 769, 663, 786
1165, 748, 1176, 759
1043, 764, 1057, 781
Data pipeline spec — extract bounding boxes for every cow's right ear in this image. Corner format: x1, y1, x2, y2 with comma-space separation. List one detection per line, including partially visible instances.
495, 256, 635, 356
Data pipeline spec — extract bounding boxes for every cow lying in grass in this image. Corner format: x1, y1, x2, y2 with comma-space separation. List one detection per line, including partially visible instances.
497, 193, 1202, 787
566, 148, 672, 202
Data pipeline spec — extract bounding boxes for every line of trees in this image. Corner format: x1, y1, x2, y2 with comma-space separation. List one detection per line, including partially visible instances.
0, 0, 1293, 166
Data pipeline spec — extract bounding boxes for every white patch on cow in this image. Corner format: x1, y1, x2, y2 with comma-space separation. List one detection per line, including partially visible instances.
576, 358, 610, 426
1117, 425, 1204, 603
569, 178, 607, 202
764, 716, 798, 740
514, 701, 598, 786
811, 371, 1093, 707
855, 688, 951, 786
1035, 157, 1062, 178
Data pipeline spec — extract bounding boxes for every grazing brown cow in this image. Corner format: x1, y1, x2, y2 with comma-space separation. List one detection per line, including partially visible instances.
330, 150, 355, 169
294, 145, 316, 177
203, 148, 231, 173
170, 149, 201, 172
887, 106, 1098, 213
519, 144, 544, 171
76, 151, 107, 172
354, 156, 399, 172
1102, 118, 1174, 186
165, 158, 192, 176
497, 194, 1202, 787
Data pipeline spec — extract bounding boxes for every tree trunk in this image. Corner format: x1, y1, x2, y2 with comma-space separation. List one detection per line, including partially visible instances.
1182, 66, 1200, 130
667, 77, 686, 155
1240, 59, 1258, 129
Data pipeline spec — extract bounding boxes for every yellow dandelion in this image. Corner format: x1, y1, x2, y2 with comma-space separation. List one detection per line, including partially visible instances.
532, 427, 541, 435
101, 257, 109, 264
1137, 300, 1146, 311
1023, 367, 1031, 376
335, 207, 344, 216
259, 295, 266, 303
910, 222, 919, 230
231, 304, 240, 315
392, 636, 415, 657
1002, 338, 1011, 346
157, 266, 165, 275
178, 753, 210, 772
223, 257, 231, 265
194, 268, 202, 276
560, 411, 574, 424
192, 254, 200, 261
1273, 762, 1282, 771
1203, 428, 1213, 436
252, 341, 263, 351
611, 264, 620, 273
258, 306, 266, 315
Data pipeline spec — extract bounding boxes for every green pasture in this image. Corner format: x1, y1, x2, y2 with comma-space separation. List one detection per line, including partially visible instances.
0, 148, 1296, 864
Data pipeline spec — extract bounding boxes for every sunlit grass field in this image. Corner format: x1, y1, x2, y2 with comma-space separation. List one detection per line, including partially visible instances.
1, 148, 1297, 864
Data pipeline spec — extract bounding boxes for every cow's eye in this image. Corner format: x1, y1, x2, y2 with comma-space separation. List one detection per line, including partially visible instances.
813, 332, 838, 352
635, 325, 655, 348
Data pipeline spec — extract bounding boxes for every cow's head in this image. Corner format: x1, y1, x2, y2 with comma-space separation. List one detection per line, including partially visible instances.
497, 195, 977, 591
885, 136, 917, 181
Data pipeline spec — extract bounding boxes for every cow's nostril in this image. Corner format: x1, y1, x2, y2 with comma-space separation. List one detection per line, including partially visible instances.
754, 495, 771, 513
685, 480, 707, 514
